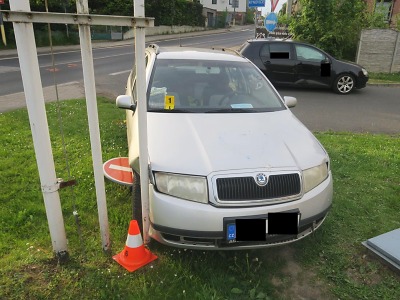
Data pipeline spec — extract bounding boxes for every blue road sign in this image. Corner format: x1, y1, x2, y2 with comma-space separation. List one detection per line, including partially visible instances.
264, 12, 278, 32
249, 0, 266, 8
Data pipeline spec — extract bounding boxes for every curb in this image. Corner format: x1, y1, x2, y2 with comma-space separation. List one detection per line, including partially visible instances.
367, 83, 400, 87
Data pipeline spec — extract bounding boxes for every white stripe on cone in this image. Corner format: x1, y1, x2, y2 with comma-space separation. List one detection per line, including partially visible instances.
126, 233, 143, 249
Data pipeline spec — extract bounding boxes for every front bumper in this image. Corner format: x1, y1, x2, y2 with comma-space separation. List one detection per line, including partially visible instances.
148, 172, 333, 250
356, 75, 368, 89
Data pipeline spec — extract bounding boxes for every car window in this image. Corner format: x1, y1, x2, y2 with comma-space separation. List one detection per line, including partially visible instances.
147, 59, 285, 113
295, 45, 326, 62
260, 43, 270, 61
269, 43, 291, 59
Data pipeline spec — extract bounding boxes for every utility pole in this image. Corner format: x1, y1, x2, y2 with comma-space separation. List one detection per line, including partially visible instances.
232, 0, 239, 26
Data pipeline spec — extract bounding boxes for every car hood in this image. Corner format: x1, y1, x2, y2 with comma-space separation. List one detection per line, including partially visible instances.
334, 58, 365, 71
148, 110, 327, 176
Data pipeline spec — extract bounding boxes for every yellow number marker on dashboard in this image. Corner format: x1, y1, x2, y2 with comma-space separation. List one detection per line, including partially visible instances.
164, 95, 175, 110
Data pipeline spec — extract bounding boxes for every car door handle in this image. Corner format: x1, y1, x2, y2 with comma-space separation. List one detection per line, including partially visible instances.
264, 61, 271, 65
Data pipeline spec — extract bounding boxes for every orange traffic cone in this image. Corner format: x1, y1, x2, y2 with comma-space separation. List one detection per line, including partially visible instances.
113, 220, 157, 272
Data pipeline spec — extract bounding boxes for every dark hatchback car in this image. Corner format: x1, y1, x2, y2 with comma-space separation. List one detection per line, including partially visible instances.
240, 39, 369, 94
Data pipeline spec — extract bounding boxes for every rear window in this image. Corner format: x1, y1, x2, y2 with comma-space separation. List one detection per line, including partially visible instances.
269, 43, 291, 59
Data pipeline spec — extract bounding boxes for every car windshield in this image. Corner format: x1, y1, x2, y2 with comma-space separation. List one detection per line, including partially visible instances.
147, 58, 285, 113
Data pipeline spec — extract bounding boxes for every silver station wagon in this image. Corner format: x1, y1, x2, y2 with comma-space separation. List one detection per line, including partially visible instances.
116, 44, 333, 250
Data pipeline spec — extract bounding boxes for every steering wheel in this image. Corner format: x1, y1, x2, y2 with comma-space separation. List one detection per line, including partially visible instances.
218, 91, 249, 106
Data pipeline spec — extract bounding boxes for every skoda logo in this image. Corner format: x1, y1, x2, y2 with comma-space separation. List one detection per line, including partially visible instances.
255, 173, 268, 186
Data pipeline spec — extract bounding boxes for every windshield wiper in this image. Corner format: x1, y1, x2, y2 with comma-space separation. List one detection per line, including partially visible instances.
148, 108, 192, 113
204, 108, 254, 113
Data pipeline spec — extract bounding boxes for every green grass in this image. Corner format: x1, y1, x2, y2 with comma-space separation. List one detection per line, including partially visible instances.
368, 72, 400, 84
0, 99, 399, 299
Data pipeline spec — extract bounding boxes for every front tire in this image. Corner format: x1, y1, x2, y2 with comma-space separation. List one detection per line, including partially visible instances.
132, 170, 143, 233
333, 74, 355, 94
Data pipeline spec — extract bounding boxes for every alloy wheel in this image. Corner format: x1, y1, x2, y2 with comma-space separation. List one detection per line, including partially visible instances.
337, 75, 354, 94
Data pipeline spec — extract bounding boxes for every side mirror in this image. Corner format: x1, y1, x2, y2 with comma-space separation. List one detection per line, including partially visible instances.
283, 96, 297, 108
322, 57, 330, 64
116, 95, 136, 111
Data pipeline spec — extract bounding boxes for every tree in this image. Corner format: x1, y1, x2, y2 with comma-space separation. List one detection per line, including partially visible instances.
145, 0, 204, 26
88, 0, 132, 16
278, 3, 287, 16
245, 8, 256, 25
289, 0, 387, 61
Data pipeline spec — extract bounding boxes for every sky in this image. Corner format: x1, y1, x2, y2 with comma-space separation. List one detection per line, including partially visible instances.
259, 0, 287, 16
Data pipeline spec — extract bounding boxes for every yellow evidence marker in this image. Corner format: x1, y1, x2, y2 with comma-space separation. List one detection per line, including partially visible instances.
164, 95, 175, 110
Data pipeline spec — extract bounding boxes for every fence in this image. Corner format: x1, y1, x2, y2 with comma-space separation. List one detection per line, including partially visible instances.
356, 29, 400, 73
3, 0, 154, 257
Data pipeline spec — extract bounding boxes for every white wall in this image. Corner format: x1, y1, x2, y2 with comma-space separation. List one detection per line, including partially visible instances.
199, 0, 247, 13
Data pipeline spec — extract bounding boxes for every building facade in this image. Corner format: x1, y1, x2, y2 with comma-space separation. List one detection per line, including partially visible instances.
199, 0, 247, 26
365, 0, 400, 27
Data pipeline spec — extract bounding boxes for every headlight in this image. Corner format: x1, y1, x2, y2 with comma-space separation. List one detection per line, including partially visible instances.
362, 68, 368, 77
154, 172, 208, 204
303, 163, 329, 193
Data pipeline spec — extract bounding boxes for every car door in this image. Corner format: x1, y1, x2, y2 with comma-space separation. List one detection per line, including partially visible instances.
259, 42, 296, 84
294, 44, 331, 87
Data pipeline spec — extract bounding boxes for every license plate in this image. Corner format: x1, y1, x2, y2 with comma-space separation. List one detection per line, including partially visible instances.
267, 212, 299, 235
226, 212, 299, 243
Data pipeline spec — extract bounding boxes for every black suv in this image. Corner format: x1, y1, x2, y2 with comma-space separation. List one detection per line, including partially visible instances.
239, 39, 369, 94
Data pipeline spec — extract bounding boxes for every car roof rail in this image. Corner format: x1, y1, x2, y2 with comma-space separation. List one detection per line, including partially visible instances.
148, 44, 160, 54
211, 47, 240, 56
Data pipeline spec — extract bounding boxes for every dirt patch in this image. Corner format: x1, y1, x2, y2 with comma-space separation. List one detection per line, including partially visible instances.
345, 253, 385, 286
266, 246, 337, 300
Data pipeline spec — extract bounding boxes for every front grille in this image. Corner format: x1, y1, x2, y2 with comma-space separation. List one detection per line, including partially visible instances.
216, 173, 301, 201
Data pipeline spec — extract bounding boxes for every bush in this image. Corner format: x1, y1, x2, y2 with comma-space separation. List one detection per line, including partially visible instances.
34, 30, 79, 47
289, 0, 389, 61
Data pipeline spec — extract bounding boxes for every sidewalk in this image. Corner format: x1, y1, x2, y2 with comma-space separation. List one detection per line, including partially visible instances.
0, 25, 253, 113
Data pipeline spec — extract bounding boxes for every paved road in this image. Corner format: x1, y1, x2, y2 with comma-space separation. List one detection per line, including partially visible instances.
277, 85, 400, 134
0, 27, 399, 134
0, 27, 253, 96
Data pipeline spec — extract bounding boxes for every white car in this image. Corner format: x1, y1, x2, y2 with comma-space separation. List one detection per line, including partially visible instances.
116, 44, 333, 249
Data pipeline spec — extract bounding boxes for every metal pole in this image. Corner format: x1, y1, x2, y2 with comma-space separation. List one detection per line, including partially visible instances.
63, 2, 69, 38
134, 0, 150, 244
10, 0, 68, 258
286, 0, 293, 19
0, 4, 7, 46
76, 0, 110, 252
390, 31, 399, 73
233, 0, 236, 27
255, 9, 261, 38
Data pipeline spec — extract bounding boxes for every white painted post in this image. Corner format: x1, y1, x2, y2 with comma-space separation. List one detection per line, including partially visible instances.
76, 0, 110, 251
10, 0, 68, 258
134, 0, 150, 244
